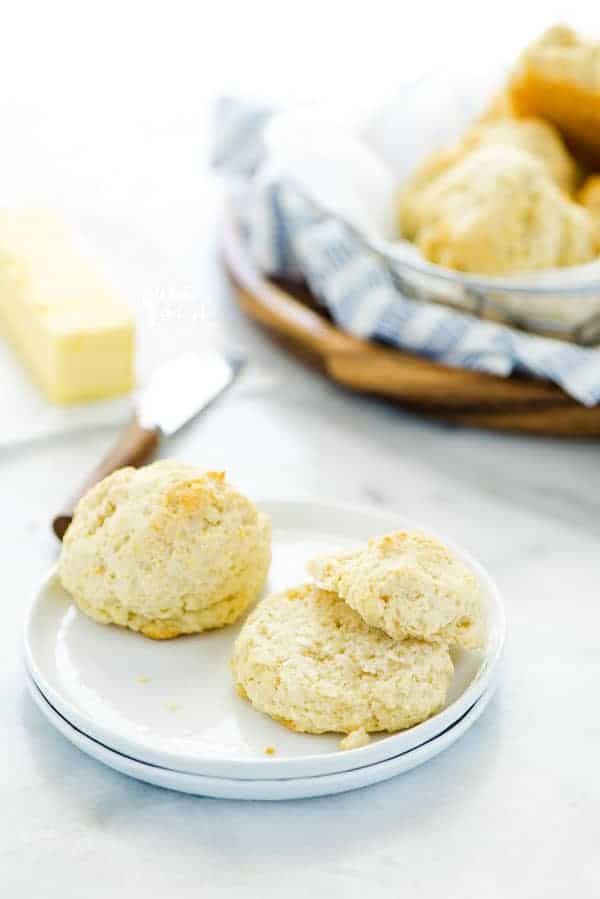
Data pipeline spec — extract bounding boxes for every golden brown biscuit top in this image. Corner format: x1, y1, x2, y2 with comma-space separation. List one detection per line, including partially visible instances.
517, 24, 600, 91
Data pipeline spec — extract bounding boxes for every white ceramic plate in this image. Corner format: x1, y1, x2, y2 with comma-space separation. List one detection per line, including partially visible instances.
26, 672, 497, 800
24, 500, 505, 779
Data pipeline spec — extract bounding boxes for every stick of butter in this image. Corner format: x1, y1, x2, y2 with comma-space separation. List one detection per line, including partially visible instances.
0, 210, 135, 404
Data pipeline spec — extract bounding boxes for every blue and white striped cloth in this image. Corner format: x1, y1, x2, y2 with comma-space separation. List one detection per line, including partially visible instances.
213, 98, 600, 406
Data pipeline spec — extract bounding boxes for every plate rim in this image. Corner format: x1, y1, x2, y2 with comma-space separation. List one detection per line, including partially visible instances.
24, 497, 506, 779
25, 669, 497, 800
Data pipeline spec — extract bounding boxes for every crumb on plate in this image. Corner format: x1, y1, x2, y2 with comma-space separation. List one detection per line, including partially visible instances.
339, 728, 371, 751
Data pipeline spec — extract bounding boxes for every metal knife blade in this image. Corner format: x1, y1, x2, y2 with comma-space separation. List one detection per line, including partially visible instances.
136, 349, 244, 436
52, 349, 245, 540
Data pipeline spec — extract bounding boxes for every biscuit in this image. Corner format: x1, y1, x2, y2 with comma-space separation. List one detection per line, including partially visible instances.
579, 175, 600, 249
59, 461, 271, 638
476, 89, 516, 123
308, 530, 485, 649
398, 116, 577, 240
398, 146, 595, 275
231, 584, 454, 735
461, 117, 578, 193
509, 25, 600, 165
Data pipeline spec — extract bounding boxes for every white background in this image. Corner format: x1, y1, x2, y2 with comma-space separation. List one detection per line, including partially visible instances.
2, 2, 600, 896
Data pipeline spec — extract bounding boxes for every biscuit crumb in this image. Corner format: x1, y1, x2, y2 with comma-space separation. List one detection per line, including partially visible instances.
265, 746, 276, 755
136, 675, 150, 684
339, 729, 371, 751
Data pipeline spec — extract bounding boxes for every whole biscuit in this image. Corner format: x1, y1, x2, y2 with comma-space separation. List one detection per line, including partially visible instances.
59, 460, 271, 638
398, 115, 578, 241
399, 146, 594, 275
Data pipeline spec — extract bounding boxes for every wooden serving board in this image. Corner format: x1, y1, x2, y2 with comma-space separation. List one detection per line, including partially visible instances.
222, 215, 600, 437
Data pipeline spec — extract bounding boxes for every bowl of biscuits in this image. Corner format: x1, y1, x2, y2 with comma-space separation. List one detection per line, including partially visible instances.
263, 24, 600, 344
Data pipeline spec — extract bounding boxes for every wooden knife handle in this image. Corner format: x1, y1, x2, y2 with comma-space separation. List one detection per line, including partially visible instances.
52, 418, 160, 541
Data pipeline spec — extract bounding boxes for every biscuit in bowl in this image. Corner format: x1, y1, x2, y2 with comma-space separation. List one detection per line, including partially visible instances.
59, 460, 271, 638
398, 146, 595, 275
579, 175, 600, 249
230, 584, 454, 735
460, 117, 579, 193
398, 115, 577, 240
476, 89, 516, 123
308, 530, 484, 649
509, 24, 600, 166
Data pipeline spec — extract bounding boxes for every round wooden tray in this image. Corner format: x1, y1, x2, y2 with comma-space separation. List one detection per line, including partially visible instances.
222, 215, 600, 437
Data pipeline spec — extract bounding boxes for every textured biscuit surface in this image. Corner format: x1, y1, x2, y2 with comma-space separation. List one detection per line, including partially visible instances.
59, 460, 271, 638
308, 530, 485, 649
398, 146, 594, 275
398, 116, 578, 241
579, 175, 600, 249
512, 24, 600, 93
231, 585, 454, 735
509, 25, 600, 164
460, 118, 578, 192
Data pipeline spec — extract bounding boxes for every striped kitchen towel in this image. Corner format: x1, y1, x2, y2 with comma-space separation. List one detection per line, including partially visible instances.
212, 97, 600, 406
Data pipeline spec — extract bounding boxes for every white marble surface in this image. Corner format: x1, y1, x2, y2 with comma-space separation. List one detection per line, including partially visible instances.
2, 2, 600, 895
4, 239, 600, 896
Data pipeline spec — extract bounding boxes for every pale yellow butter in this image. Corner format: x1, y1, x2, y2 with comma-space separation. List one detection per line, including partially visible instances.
0, 210, 135, 404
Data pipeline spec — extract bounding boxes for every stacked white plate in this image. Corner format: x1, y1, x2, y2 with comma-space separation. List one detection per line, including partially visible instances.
24, 500, 505, 800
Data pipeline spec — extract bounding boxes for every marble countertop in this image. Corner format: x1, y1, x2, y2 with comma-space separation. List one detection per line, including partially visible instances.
2, 5, 600, 893
4, 236, 600, 895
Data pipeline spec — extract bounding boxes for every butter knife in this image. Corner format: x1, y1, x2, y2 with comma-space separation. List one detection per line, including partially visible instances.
52, 349, 244, 540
